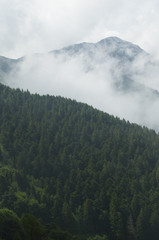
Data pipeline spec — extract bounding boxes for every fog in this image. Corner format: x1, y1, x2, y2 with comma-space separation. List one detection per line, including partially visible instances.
5, 41, 159, 132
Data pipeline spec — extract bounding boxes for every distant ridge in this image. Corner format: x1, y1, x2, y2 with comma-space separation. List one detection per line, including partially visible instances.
50, 36, 146, 60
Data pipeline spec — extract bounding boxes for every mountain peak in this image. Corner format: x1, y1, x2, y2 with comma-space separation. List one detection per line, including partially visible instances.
98, 36, 123, 43
97, 36, 143, 50
50, 36, 145, 61
93, 36, 146, 61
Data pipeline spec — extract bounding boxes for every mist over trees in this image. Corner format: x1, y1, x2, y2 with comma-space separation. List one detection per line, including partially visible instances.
1, 37, 159, 131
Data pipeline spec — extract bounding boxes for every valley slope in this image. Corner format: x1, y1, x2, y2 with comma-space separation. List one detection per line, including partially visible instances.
0, 83, 159, 239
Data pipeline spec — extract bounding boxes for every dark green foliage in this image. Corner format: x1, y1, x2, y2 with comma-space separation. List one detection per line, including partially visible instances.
0, 208, 77, 240
1, 83, 159, 239
0, 208, 25, 240
21, 213, 44, 240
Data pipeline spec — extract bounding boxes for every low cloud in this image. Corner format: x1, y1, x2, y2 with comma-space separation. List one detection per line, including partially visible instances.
5, 42, 159, 132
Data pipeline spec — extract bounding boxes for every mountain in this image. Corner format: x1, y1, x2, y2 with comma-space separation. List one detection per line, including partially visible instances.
52, 36, 145, 60
0, 37, 159, 130
51, 37, 158, 94
0, 37, 153, 92
0, 56, 21, 83
1, 83, 159, 239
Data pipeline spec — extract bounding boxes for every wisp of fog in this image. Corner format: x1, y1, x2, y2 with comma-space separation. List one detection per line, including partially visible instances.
5, 40, 159, 132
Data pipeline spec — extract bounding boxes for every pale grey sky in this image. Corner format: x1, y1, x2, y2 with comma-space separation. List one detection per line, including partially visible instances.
0, 0, 159, 58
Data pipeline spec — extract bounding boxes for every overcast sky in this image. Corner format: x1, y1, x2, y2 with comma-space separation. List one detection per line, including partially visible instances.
1, 0, 159, 130
0, 0, 159, 58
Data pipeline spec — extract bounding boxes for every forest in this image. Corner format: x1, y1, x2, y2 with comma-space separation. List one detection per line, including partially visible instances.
0, 83, 159, 239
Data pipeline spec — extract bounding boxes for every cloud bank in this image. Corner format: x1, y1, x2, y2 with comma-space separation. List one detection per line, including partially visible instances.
5, 41, 159, 132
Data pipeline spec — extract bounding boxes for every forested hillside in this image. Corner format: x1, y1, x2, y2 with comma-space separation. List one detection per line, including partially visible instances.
0, 83, 159, 239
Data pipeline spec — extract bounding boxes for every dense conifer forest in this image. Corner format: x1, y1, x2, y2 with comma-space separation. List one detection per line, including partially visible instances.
0, 83, 159, 239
